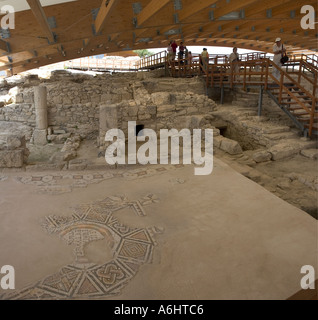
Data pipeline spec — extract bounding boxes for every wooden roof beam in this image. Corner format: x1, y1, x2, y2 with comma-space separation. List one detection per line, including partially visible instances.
0, 39, 10, 53
136, 0, 171, 27
178, 0, 218, 22
94, 0, 119, 35
272, 0, 317, 16
212, 0, 258, 20
26, 0, 55, 44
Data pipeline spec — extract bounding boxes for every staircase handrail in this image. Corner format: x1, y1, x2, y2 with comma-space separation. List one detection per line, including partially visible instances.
136, 51, 167, 69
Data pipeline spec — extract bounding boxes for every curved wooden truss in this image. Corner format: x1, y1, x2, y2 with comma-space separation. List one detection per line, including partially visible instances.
0, 0, 317, 75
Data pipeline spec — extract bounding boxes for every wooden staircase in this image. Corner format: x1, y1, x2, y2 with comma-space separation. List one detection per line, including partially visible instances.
138, 51, 318, 137
266, 59, 318, 137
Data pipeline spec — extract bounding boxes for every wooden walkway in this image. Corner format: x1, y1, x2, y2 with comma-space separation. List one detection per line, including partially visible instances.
139, 51, 318, 137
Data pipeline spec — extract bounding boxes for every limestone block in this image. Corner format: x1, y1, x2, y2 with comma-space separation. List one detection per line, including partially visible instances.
157, 104, 175, 114
128, 106, 138, 117
151, 92, 171, 105
147, 105, 157, 115
122, 93, 133, 101
175, 103, 192, 110
0, 150, 24, 168
187, 107, 199, 115
176, 109, 187, 116
138, 113, 152, 121
188, 116, 206, 130
101, 93, 112, 101
300, 149, 318, 160
253, 151, 272, 163
33, 129, 47, 146
56, 133, 72, 144
220, 138, 243, 155
6, 135, 25, 150
268, 143, 300, 161
54, 129, 66, 135
100, 104, 118, 132
213, 136, 223, 149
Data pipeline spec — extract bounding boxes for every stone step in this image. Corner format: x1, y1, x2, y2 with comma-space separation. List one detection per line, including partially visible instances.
261, 126, 291, 134
234, 92, 260, 99
263, 131, 299, 141
232, 98, 258, 107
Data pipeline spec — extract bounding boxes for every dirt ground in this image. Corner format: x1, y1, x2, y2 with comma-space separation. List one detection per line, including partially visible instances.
214, 149, 318, 219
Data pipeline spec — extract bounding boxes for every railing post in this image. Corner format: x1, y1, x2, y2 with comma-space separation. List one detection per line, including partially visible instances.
309, 96, 315, 137
220, 85, 224, 104
265, 59, 269, 90
298, 60, 302, 84
243, 61, 247, 91
279, 71, 284, 103
230, 62, 233, 89
258, 85, 264, 116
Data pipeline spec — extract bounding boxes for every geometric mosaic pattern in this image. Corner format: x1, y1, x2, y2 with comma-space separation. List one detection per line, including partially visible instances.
15, 165, 185, 194
1, 194, 162, 300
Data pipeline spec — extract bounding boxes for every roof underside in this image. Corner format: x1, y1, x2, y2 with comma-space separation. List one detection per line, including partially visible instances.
1, 0, 317, 75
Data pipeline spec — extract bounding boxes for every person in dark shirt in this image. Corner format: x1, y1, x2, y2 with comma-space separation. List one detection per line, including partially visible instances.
179, 42, 185, 60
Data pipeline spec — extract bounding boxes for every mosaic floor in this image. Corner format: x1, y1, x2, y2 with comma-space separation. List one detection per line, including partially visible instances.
1, 194, 162, 300
0, 159, 316, 300
12, 165, 185, 194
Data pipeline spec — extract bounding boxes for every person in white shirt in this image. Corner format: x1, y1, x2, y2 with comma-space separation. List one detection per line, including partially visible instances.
167, 42, 173, 62
272, 38, 286, 80
229, 47, 240, 81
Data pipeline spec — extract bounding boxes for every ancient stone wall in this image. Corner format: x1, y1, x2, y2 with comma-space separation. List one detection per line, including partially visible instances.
0, 71, 208, 142
0, 134, 29, 168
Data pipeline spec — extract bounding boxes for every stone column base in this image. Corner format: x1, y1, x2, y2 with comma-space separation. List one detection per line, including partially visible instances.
33, 129, 48, 146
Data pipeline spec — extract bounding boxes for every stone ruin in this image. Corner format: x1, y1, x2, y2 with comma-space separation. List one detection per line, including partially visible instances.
0, 134, 29, 168
0, 68, 317, 217
0, 69, 317, 171
0, 69, 218, 169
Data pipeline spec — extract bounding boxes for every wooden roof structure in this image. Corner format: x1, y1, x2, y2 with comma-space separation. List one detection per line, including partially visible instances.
0, 0, 317, 75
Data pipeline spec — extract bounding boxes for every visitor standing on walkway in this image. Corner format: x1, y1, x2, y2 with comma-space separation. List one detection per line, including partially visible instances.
272, 38, 286, 81
167, 42, 173, 62
171, 40, 178, 60
229, 47, 240, 81
201, 48, 209, 71
178, 42, 185, 61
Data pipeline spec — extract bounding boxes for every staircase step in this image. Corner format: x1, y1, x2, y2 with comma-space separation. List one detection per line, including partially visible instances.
297, 117, 318, 122
289, 109, 318, 114
281, 102, 313, 105
291, 111, 310, 116
305, 123, 318, 129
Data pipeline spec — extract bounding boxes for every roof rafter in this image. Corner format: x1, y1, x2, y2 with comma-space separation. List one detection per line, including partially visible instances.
178, 0, 218, 22
136, 0, 171, 27
95, 0, 119, 35
26, 0, 55, 44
